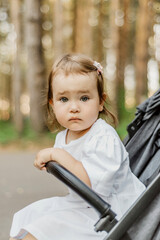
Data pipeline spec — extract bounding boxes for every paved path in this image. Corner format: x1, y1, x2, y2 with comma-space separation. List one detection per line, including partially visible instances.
0, 151, 68, 240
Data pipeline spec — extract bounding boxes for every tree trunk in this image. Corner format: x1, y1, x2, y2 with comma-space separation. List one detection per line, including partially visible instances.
10, 0, 23, 133
107, 0, 120, 117
96, 0, 104, 62
135, 0, 151, 104
25, 0, 46, 132
53, 0, 64, 60
73, 0, 93, 57
115, 0, 130, 120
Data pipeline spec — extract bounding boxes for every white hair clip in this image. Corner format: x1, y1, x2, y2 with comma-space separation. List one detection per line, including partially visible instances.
93, 61, 103, 74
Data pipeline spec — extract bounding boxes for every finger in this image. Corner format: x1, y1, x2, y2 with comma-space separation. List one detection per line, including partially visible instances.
41, 166, 46, 171
34, 160, 43, 170
34, 159, 39, 168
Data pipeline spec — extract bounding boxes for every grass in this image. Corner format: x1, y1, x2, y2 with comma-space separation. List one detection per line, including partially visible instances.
0, 109, 136, 150
0, 120, 19, 144
0, 119, 57, 150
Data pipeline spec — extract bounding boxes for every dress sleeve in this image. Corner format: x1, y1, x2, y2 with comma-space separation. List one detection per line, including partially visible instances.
53, 130, 66, 148
81, 134, 128, 196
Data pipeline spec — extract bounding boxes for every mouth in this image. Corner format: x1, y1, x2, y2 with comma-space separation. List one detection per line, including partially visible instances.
69, 117, 81, 121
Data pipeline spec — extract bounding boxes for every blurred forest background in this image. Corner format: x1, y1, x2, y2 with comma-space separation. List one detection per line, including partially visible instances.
0, 0, 160, 148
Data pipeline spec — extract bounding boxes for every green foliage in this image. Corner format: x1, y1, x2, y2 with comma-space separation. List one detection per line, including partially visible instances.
116, 107, 136, 140
117, 119, 130, 140
0, 108, 136, 148
0, 119, 57, 148
0, 120, 19, 144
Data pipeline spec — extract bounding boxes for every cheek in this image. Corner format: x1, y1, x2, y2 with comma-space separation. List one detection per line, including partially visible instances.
83, 104, 99, 118
53, 103, 66, 120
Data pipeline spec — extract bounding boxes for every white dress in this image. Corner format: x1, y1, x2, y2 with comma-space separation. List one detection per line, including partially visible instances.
10, 119, 145, 240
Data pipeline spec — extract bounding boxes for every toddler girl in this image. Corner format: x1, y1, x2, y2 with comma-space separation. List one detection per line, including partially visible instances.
10, 53, 145, 240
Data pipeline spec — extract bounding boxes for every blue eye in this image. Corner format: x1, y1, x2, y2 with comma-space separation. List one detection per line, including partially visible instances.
80, 96, 89, 102
60, 97, 68, 102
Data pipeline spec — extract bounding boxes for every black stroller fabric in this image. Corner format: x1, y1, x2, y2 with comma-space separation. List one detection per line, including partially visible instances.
124, 88, 160, 186
121, 89, 160, 240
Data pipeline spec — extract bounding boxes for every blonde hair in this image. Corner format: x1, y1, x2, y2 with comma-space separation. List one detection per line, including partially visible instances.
47, 53, 117, 132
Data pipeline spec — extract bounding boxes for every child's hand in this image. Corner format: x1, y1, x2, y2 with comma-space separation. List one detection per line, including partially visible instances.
34, 148, 54, 171
34, 147, 91, 187
34, 148, 71, 171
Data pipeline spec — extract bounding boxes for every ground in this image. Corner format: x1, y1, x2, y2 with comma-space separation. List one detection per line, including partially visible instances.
0, 149, 68, 240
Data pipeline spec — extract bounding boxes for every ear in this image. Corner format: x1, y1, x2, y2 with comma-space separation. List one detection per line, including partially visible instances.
99, 93, 107, 112
49, 99, 53, 105
49, 99, 54, 111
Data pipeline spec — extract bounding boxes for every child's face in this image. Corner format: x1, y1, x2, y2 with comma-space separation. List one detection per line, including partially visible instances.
51, 72, 104, 135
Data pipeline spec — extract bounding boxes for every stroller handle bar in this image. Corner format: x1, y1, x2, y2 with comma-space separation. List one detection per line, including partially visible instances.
46, 161, 116, 221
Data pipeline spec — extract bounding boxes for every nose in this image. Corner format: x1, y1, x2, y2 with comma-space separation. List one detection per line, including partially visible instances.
69, 101, 80, 113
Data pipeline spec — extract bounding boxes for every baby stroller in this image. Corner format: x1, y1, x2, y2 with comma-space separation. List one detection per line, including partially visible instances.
46, 89, 160, 240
